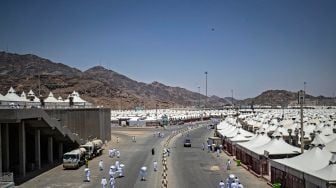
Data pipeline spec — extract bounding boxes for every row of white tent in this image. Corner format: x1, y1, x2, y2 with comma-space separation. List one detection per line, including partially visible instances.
111, 109, 236, 124
0, 87, 88, 106
217, 109, 336, 188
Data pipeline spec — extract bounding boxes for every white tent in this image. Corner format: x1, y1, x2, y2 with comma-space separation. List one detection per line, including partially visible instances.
271, 144, 332, 174
250, 132, 301, 157
237, 132, 271, 153
27, 89, 40, 102
5, 87, 23, 102
325, 138, 336, 153
44, 92, 59, 103
304, 154, 336, 187
65, 91, 87, 103
0, 93, 9, 101
20, 91, 29, 102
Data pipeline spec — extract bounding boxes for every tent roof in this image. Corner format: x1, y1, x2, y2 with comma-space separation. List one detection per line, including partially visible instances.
5, 87, 24, 102
273, 146, 332, 172
252, 137, 301, 156
305, 154, 336, 182
44, 92, 59, 103
325, 138, 336, 153
237, 133, 271, 149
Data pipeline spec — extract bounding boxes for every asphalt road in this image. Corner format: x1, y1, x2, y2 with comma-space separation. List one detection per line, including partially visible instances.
18, 122, 269, 188
18, 125, 192, 188
169, 126, 270, 188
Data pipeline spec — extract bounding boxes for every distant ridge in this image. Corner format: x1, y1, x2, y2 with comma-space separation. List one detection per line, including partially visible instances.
0, 52, 334, 108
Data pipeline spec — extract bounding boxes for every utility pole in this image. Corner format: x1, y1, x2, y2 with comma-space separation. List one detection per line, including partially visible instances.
298, 90, 305, 153
205, 71, 208, 109
231, 89, 234, 109
38, 74, 41, 97
198, 86, 201, 109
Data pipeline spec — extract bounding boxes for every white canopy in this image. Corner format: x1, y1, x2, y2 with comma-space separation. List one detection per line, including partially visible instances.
325, 138, 336, 153
65, 91, 87, 103
27, 89, 40, 102
44, 92, 59, 103
251, 136, 301, 156
5, 87, 24, 102
237, 132, 271, 151
0, 93, 9, 101
272, 146, 332, 173
304, 154, 336, 186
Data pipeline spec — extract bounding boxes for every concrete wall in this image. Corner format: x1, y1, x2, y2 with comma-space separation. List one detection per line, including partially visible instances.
45, 108, 111, 143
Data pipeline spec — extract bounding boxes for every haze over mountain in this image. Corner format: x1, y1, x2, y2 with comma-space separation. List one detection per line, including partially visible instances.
0, 52, 334, 109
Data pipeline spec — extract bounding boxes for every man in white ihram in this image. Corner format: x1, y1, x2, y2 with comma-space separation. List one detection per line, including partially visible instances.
109, 165, 116, 178
109, 176, 116, 188
116, 150, 120, 158
219, 180, 225, 188
153, 160, 158, 171
118, 164, 124, 177
84, 168, 90, 182
140, 166, 147, 181
101, 176, 107, 188
99, 160, 104, 171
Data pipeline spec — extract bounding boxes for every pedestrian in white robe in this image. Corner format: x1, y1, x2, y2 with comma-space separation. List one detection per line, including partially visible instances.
219, 180, 225, 188
153, 160, 158, 171
99, 160, 104, 171
101, 177, 107, 188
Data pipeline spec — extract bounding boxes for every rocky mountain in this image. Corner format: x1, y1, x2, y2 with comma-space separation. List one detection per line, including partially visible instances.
240, 90, 336, 107
0, 52, 228, 109
0, 52, 334, 109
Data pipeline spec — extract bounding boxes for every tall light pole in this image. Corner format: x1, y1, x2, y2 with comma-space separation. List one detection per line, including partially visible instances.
205, 71, 208, 109
298, 90, 305, 153
198, 86, 201, 109
231, 89, 234, 109
304, 81, 307, 104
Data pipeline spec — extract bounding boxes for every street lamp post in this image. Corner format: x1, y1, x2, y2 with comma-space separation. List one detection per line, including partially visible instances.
298, 90, 305, 153
205, 71, 208, 109
231, 89, 234, 109
198, 86, 201, 109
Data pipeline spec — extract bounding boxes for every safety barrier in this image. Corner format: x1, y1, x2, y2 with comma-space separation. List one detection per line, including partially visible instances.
161, 127, 194, 187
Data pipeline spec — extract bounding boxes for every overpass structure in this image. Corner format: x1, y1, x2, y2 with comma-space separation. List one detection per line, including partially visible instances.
0, 108, 111, 185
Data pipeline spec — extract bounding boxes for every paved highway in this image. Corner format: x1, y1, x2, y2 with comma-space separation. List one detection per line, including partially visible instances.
19, 122, 269, 188
169, 126, 269, 188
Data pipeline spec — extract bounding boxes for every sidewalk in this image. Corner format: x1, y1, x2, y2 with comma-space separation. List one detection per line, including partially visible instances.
211, 148, 271, 188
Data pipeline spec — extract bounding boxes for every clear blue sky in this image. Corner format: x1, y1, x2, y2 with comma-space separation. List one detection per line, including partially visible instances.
1, 0, 335, 99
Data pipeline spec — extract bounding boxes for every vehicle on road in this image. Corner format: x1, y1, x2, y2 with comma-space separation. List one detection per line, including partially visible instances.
63, 148, 86, 169
184, 139, 191, 147
80, 139, 104, 159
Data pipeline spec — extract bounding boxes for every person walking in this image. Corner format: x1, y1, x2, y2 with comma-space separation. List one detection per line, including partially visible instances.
116, 150, 120, 158
84, 168, 91, 182
226, 159, 231, 170
101, 177, 107, 188
202, 143, 205, 150
99, 160, 104, 171
153, 160, 158, 171
151, 148, 155, 155
116, 137, 119, 143
217, 148, 220, 157
219, 180, 225, 188
109, 176, 116, 188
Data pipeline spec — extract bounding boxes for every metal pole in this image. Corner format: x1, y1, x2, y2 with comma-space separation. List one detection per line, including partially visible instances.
231, 89, 234, 108
299, 90, 304, 153
303, 81, 306, 104
205, 71, 208, 109
38, 74, 41, 97
198, 86, 201, 109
